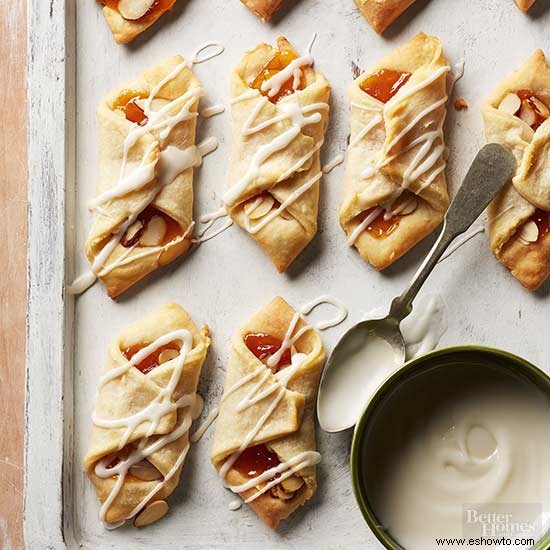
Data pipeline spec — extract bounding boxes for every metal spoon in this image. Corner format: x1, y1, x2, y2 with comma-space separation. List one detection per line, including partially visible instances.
317, 143, 516, 433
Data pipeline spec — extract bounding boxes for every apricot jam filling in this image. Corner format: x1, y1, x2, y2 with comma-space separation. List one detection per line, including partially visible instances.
360, 69, 411, 104
361, 208, 401, 239
123, 341, 180, 374
251, 49, 305, 104
516, 90, 550, 131
113, 89, 149, 126
533, 208, 550, 241
244, 333, 292, 373
101, 0, 175, 23
121, 207, 183, 248
232, 444, 281, 479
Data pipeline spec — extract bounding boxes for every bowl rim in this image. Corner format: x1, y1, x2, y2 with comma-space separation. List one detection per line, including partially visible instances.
350, 344, 550, 550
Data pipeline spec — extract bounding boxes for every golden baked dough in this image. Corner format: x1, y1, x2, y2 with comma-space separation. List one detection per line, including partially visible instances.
84, 56, 202, 299
211, 297, 325, 528
101, 1, 176, 44
483, 50, 550, 290
84, 303, 210, 526
354, 0, 418, 34
514, 0, 536, 12
240, 0, 283, 21
224, 37, 330, 272
339, 33, 450, 270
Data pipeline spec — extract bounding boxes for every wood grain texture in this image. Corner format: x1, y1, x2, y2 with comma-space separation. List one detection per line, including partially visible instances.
0, 1, 27, 550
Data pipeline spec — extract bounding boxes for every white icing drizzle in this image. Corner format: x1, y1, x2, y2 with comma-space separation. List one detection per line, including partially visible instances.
300, 295, 348, 330
92, 328, 202, 527
437, 225, 485, 264
346, 65, 451, 246
193, 207, 233, 243
200, 104, 226, 118
447, 60, 465, 97
197, 136, 219, 157
322, 153, 345, 174
261, 33, 316, 99
228, 499, 242, 511
190, 41, 225, 65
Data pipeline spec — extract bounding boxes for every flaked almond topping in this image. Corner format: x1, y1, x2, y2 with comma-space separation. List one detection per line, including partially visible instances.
245, 195, 275, 219
279, 208, 293, 221
134, 500, 169, 527
498, 93, 521, 115
519, 102, 537, 127
158, 348, 179, 364
518, 219, 539, 244
531, 97, 550, 118
280, 474, 304, 493
129, 460, 164, 481
271, 484, 294, 501
118, 0, 156, 20
395, 196, 418, 216
139, 215, 167, 246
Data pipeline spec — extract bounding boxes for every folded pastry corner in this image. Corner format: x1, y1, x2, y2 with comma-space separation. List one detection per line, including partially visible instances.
211, 296, 326, 528
354, 0, 418, 34
240, 0, 284, 21
84, 303, 210, 527
514, 0, 536, 12
339, 33, 450, 270
84, 55, 203, 299
224, 36, 331, 273
100, 0, 176, 44
483, 50, 550, 290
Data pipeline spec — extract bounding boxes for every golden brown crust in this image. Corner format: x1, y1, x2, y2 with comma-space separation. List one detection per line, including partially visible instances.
102, 2, 176, 45
514, 0, 536, 12
354, 0, 418, 34
240, 0, 283, 21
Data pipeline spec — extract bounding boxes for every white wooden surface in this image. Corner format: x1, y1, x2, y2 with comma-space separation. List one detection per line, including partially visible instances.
26, 0, 550, 549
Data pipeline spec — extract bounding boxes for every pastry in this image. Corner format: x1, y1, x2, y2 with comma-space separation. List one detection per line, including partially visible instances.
339, 33, 450, 270
84, 55, 203, 299
211, 297, 325, 528
514, 0, 536, 12
99, 0, 176, 44
241, 0, 283, 21
223, 37, 330, 272
354, 0, 418, 34
483, 50, 550, 290
84, 303, 210, 527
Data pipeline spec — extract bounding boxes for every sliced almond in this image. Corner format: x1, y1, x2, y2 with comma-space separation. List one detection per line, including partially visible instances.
498, 93, 521, 115
246, 195, 275, 220
158, 348, 179, 364
139, 216, 167, 247
519, 102, 537, 127
280, 474, 304, 493
279, 208, 293, 221
129, 460, 163, 481
531, 97, 550, 118
118, 0, 156, 20
271, 484, 294, 501
393, 196, 418, 217
134, 500, 169, 527
121, 220, 143, 246
518, 219, 539, 244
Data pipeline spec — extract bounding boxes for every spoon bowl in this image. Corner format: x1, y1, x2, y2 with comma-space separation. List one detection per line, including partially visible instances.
317, 144, 517, 433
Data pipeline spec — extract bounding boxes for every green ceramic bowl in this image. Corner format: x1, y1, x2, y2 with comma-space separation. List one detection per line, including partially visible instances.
350, 346, 550, 550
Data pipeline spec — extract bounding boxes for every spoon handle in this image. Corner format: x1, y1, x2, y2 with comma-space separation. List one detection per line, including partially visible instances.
389, 143, 516, 321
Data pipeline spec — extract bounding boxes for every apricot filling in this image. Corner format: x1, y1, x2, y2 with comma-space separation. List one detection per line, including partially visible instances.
244, 333, 292, 373
533, 209, 550, 238
498, 89, 550, 131
251, 49, 305, 104
101, 0, 175, 23
121, 207, 183, 248
361, 208, 401, 239
112, 89, 149, 126
360, 69, 411, 104
123, 341, 181, 374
